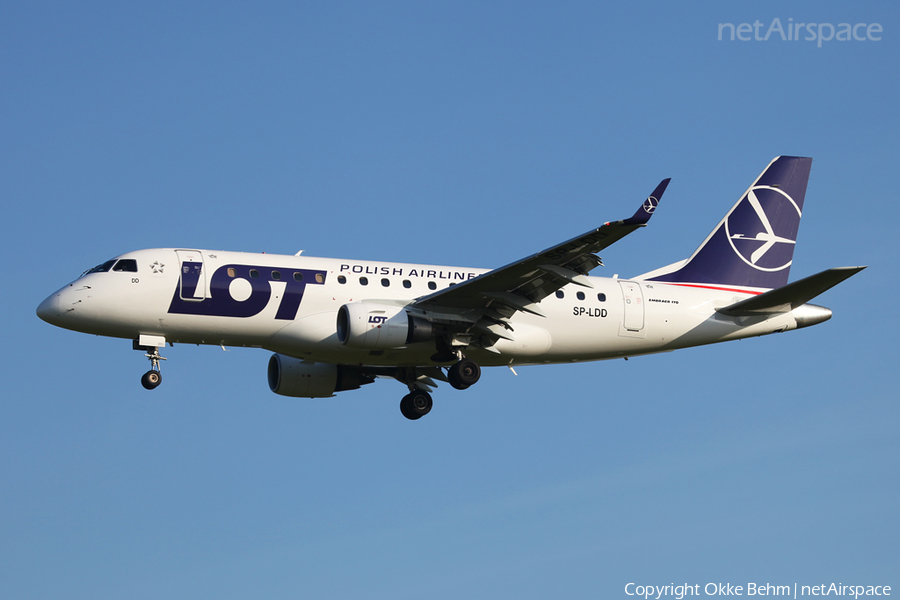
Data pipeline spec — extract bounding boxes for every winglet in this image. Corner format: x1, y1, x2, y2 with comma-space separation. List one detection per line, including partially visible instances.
622, 178, 670, 226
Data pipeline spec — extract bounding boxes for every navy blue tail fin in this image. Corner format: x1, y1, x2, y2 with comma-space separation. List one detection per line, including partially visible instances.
641, 156, 812, 290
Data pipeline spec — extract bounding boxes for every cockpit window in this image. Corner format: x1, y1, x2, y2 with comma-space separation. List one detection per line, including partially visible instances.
112, 259, 138, 272
83, 259, 117, 276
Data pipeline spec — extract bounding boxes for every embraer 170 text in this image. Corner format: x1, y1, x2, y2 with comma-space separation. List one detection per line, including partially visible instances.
37, 157, 864, 419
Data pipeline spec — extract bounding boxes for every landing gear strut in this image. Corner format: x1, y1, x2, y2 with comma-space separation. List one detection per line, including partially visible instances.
141, 346, 166, 390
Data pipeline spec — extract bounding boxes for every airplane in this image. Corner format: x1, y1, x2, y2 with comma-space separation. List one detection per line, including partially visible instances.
36, 156, 864, 420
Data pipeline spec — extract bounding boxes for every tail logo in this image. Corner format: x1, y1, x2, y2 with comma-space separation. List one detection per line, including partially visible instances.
724, 185, 802, 272
643, 196, 659, 214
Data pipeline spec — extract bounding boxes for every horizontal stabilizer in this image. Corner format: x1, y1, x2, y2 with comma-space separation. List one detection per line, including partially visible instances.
717, 266, 866, 316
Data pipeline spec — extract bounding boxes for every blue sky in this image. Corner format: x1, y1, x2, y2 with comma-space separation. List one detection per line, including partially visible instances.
2, 2, 897, 598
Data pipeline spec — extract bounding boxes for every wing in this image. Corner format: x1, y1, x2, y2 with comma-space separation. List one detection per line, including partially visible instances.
410, 179, 670, 353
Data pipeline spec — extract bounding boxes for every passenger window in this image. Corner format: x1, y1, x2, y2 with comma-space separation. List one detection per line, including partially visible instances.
576, 291, 585, 300
597, 293, 606, 302
272, 270, 281, 280
293, 272, 303, 282
556, 290, 565, 299
381, 278, 390, 287
250, 269, 259, 279
112, 259, 138, 272
403, 280, 411, 289
428, 281, 437, 290
315, 273, 324, 283
338, 275, 347, 284
227, 268, 236, 278
360, 277, 368, 286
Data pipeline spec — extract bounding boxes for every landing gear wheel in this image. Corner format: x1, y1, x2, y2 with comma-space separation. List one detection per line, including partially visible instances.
141, 370, 162, 390
448, 358, 481, 390
400, 390, 433, 420
399, 395, 417, 420
140, 344, 166, 390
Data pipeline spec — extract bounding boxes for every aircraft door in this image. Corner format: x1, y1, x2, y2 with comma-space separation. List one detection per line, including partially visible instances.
175, 249, 206, 302
619, 280, 644, 331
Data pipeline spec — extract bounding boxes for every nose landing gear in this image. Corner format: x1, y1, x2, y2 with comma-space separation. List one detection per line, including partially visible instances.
140, 346, 166, 390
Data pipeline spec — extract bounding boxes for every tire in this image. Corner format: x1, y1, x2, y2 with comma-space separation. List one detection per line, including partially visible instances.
409, 390, 432, 416
447, 369, 470, 390
400, 391, 432, 420
448, 358, 480, 389
141, 370, 162, 390
399, 394, 419, 420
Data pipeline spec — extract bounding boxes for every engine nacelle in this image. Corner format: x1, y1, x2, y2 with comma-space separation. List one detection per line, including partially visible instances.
336, 302, 433, 350
267, 354, 372, 398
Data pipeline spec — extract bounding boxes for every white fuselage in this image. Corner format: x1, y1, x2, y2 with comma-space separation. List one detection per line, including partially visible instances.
38, 248, 807, 367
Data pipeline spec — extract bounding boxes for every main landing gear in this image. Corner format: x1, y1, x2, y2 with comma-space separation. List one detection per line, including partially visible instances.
140, 346, 166, 390
399, 389, 433, 420
398, 357, 483, 420
447, 358, 481, 390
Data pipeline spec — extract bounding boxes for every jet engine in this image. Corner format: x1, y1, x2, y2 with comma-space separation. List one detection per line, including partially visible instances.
336, 302, 433, 350
267, 354, 373, 398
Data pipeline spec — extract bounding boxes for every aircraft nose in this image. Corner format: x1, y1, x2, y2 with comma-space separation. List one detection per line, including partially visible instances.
36, 292, 60, 324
